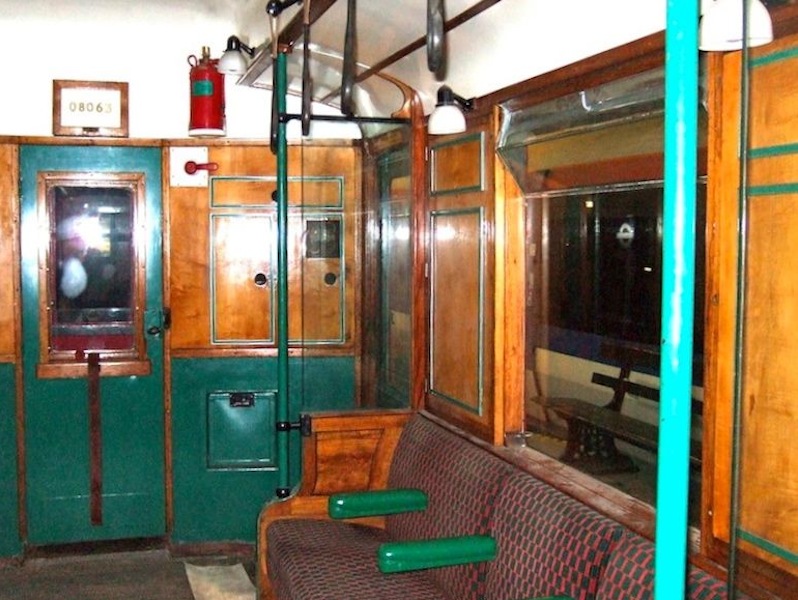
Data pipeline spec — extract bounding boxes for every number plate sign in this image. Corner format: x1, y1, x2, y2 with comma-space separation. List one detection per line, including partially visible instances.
53, 80, 129, 137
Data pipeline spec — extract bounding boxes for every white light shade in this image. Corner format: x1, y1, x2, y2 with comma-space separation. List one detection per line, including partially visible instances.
699, 0, 773, 51
218, 49, 249, 76
428, 104, 466, 135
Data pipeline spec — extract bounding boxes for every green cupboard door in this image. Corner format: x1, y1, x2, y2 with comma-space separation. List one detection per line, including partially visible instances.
19, 145, 165, 544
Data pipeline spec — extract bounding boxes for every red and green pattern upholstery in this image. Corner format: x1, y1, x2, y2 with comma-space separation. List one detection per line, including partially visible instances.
266, 413, 513, 600
383, 414, 514, 600
484, 471, 624, 600
595, 532, 753, 600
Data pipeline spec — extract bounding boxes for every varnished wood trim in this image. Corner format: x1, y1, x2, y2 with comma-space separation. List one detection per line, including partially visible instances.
169, 347, 356, 359
2, 136, 162, 147
161, 147, 175, 535
493, 105, 526, 443
410, 94, 429, 411
36, 359, 152, 379
5, 143, 27, 543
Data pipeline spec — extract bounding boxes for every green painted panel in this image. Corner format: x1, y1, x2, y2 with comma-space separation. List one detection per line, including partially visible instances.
170, 356, 355, 542
0, 364, 21, 557
19, 145, 165, 545
207, 391, 276, 469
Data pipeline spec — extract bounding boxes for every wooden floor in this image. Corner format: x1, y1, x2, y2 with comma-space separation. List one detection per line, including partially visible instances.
0, 549, 256, 600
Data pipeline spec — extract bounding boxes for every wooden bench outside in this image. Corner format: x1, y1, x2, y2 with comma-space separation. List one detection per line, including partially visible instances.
531, 341, 703, 474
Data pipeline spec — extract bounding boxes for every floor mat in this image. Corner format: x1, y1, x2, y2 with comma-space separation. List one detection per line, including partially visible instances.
185, 563, 255, 600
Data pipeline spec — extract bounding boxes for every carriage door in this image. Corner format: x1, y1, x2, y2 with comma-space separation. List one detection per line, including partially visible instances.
20, 145, 165, 545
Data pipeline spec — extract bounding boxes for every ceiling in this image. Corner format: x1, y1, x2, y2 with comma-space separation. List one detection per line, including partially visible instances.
223, 0, 670, 119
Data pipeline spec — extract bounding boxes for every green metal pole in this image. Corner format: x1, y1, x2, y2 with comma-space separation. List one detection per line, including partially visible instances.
275, 51, 291, 498
656, 1, 698, 598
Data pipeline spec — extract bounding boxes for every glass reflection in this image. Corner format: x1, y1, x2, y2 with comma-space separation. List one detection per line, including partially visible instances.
51, 185, 134, 352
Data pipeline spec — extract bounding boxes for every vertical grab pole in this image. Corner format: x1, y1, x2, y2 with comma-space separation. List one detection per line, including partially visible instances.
275, 51, 292, 499
656, 1, 698, 598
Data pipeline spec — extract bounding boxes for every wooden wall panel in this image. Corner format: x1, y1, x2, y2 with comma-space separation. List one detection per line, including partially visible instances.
167, 143, 359, 354
429, 209, 483, 412
0, 144, 18, 360
740, 192, 798, 576
168, 185, 212, 349
431, 136, 483, 194
426, 126, 495, 440
211, 215, 273, 343
705, 32, 798, 593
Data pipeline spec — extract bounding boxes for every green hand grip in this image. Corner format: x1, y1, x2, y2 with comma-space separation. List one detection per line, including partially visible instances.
328, 488, 428, 519
378, 535, 496, 573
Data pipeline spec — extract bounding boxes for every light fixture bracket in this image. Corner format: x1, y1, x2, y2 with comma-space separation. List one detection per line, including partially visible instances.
266, 0, 303, 17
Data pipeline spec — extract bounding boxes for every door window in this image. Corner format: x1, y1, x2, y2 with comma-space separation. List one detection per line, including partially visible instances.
37, 172, 150, 378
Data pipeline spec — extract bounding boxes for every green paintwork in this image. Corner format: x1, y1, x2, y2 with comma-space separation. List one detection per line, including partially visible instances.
328, 488, 427, 520
378, 535, 496, 573
19, 145, 165, 545
0, 364, 20, 557
275, 51, 291, 496
207, 391, 277, 470
170, 356, 355, 542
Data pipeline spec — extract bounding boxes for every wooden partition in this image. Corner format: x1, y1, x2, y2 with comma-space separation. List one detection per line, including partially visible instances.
256, 409, 412, 600
167, 143, 360, 355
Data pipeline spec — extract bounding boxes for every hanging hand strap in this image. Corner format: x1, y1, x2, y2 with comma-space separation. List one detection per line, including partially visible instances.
340, 0, 356, 116
426, 0, 444, 74
301, 0, 313, 135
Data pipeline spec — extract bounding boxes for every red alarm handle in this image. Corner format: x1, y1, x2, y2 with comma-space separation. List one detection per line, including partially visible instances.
184, 161, 219, 175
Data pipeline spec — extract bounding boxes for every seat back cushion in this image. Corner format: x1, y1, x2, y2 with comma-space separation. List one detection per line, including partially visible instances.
385, 413, 513, 600
485, 471, 623, 600
595, 531, 753, 600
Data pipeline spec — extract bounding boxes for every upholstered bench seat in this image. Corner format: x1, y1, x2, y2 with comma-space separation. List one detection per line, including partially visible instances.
596, 532, 753, 600
264, 414, 514, 600
267, 519, 448, 600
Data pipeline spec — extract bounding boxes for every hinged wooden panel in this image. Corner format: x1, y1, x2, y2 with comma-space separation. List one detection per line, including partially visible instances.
211, 214, 273, 343
425, 125, 496, 441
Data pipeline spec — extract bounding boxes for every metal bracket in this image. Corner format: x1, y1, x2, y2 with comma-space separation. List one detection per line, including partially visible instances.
275, 414, 312, 437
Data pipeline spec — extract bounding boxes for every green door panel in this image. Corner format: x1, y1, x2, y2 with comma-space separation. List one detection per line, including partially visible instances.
20, 145, 164, 545
170, 356, 355, 542
0, 364, 20, 557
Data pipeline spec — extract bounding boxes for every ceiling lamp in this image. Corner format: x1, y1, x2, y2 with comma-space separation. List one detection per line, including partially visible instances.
699, 0, 773, 51
428, 86, 474, 135
218, 36, 255, 76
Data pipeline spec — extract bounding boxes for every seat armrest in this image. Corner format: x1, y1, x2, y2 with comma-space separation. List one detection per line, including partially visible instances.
328, 488, 427, 519
378, 535, 496, 573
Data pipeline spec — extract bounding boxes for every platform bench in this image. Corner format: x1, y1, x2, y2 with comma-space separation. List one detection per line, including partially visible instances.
535, 342, 703, 473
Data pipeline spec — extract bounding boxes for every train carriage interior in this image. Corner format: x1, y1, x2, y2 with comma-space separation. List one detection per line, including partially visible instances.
0, 0, 797, 599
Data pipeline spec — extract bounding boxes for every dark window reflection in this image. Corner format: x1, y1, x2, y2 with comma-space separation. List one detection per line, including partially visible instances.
51, 185, 134, 352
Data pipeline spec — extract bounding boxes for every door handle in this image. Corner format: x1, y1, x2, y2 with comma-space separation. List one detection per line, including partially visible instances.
147, 326, 162, 336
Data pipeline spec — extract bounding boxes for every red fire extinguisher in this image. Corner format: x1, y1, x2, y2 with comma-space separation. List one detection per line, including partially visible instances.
188, 46, 225, 137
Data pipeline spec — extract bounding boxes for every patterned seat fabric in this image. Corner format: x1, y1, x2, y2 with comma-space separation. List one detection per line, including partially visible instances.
385, 414, 515, 600
267, 519, 447, 600
484, 471, 623, 600
595, 531, 753, 600
266, 414, 513, 600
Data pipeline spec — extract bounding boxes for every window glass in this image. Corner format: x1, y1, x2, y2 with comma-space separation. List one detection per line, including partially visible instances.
52, 185, 135, 353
